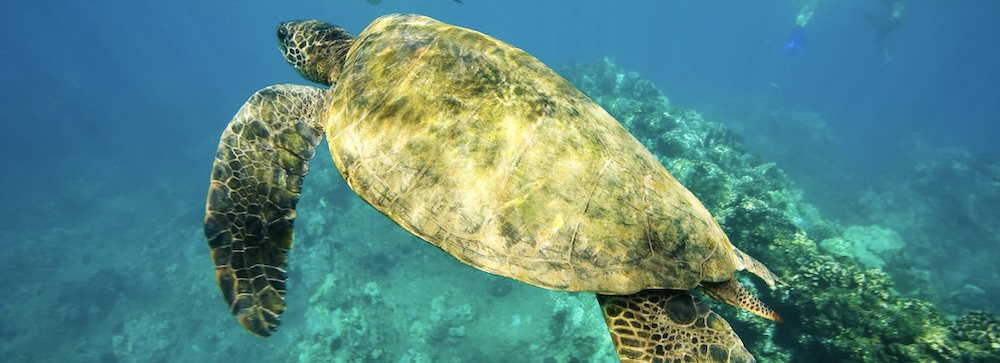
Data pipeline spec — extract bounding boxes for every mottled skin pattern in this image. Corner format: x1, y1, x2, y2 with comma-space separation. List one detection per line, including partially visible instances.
204, 14, 785, 362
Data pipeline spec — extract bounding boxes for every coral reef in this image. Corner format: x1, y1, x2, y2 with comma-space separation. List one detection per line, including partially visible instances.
699, 99, 842, 184
854, 138, 1000, 315
559, 57, 998, 362
949, 311, 1000, 360
819, 225, 905, 269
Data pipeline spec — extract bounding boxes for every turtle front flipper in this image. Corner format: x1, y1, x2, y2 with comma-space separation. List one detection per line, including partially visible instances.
597, 290, 756, 363
205, 84, 327, 336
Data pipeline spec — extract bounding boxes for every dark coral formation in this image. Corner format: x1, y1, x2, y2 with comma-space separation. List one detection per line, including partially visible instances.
950, 311, 1000, 360
559, 58, 999, 362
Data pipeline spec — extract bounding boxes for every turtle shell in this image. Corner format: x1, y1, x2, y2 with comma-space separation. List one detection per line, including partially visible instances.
325, 14, 738, 295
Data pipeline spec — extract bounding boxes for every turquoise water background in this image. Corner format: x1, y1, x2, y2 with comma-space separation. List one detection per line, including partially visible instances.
1, 1, 998, 362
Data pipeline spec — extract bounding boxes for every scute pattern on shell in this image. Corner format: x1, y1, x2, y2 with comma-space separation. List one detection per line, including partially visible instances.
325, 14, 740, 295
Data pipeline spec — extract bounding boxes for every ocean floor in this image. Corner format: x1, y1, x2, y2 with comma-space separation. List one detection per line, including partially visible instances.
1, 59, 997, 363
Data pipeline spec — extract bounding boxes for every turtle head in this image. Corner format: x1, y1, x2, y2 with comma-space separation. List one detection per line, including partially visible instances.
277, 20, 354, 86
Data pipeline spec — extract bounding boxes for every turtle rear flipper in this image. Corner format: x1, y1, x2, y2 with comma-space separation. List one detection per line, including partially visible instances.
598, 290, 756, 363
702, 278, 782, 323
205, 84, 327, 336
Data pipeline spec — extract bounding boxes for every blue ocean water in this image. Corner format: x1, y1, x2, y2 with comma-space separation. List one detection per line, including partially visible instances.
1, 1, 998, 362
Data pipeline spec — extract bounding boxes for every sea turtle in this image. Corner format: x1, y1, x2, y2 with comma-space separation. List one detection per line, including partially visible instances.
204, 13, 786, 362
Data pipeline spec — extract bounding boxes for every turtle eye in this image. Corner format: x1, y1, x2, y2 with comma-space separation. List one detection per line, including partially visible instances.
277, 26, 288, 39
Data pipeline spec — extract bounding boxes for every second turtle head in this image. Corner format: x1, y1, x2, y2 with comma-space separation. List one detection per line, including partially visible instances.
277, 20, 354, 86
